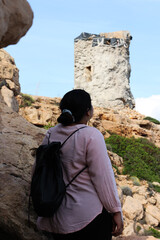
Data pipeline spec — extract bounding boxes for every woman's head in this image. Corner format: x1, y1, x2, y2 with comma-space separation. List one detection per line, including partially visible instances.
57, 89, 93, 126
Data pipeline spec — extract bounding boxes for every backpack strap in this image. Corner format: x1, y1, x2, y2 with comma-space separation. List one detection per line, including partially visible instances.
65, 165, 88, 188
48, 126, 88, 189
60, 126, 88, 188
61, 126, 87, 148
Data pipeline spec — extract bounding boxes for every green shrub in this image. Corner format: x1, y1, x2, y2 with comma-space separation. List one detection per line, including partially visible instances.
20, 93, 35, 107
144, 116, 160, 125
121, 186, 132, 196
105, 135, 160, 183
136, 225, 142, 233
106, 144, 112, 151
145, 227, 160, 238
152, 185, 160, 193
130, 176, 141, 186
44, 123, 54, 130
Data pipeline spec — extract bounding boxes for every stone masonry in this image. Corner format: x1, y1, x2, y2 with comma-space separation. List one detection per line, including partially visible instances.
74, 31, 135, 109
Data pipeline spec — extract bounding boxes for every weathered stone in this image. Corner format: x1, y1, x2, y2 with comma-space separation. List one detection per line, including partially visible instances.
18, 95, 61, 126
122, 196, 144, 220
74, 31, 135, 109
132, 186, 148, 195
0, 49, 20, 112
1, 85, 19, 112
122, 221, 135, 236
146, 205, 160, 222
152, 182, 160, 187
133, 194, 148, 205
108, 150, 123, 170
0, 0, 33, 48
148, 197, 157, 205
155, 193, 160, 209
145, 212, 159, 227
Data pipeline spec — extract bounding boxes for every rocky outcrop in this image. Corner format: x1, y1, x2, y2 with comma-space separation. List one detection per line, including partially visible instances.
17, 95, 160, 147
0, 0, 33, 48
74, 31, 135, 109
17, 95, 61, 126
0, 95, 47, 240
0, 49, 20, 112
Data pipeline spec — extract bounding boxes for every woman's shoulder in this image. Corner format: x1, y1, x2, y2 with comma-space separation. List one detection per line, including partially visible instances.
83, 125, 104, 139
47, 124, 103, 139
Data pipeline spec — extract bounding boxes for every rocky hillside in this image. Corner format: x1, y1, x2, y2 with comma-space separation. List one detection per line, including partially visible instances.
17, 94, 160, 147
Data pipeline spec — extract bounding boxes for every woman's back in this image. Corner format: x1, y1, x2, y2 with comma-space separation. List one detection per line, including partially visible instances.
37, 123, 121, 234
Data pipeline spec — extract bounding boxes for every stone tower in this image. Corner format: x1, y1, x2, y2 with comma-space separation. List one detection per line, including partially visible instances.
74, 31, 135, 109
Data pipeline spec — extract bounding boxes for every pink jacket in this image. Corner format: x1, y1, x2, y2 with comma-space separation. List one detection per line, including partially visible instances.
37, 124, 122, 234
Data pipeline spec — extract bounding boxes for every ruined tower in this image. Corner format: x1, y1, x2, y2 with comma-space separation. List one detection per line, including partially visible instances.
74, 31, 135, 109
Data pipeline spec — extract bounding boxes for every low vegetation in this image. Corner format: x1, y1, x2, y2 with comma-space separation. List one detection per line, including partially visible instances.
143, 116, 160, 125
105, 135, 160, 184
145, 227, 160, 238
44, 123, 54, 130
19, 93, 35, 107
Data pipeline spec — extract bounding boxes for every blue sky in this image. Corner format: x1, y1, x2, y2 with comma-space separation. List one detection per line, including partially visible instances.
5, 0, 160, 120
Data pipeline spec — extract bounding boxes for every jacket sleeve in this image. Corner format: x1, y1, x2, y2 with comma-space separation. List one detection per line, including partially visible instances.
86, 129, 122, 213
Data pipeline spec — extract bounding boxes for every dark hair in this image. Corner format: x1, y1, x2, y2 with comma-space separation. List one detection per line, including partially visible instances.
57, 89, 92, 126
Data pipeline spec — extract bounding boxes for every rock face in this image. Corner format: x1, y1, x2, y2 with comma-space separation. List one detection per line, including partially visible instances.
0, 2, 45, 239
0, 95, 47, 240
0, 49, 20, 112
17, 95, 61, 126
0, 0, 33, 48
18, 95, 160, 148
74, 31, 135, 109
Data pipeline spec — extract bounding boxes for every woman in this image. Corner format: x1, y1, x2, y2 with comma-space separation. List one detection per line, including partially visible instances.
36, 89, 123, 240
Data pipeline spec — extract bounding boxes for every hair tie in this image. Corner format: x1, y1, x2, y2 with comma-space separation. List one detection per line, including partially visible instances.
62, 109, 75, 122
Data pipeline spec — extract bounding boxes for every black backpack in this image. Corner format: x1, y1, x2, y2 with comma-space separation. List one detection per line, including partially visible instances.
30, 126, 87, 218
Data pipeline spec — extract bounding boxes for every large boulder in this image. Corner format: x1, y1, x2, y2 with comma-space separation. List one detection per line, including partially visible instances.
0, 0, 33, 48
122, 196, 144, 221
0, 95, 47, 240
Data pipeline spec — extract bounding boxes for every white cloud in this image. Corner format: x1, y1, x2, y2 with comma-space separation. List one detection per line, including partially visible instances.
135, 95, 160, 121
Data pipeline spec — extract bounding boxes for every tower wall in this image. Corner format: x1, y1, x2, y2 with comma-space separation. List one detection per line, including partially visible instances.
74, 31, 135, 109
